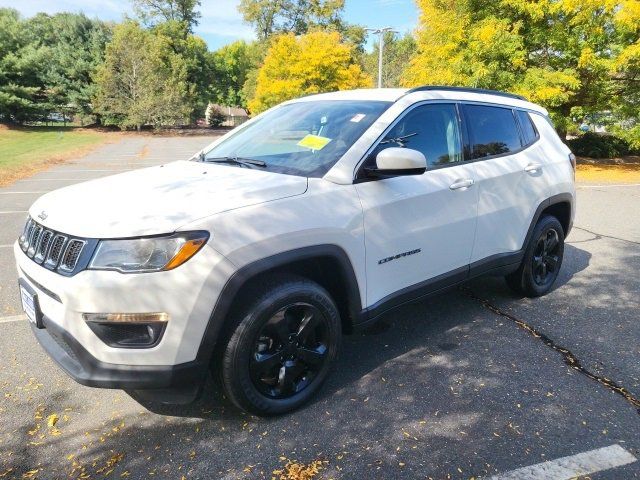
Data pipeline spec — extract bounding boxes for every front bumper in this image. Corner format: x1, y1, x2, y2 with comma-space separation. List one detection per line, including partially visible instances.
14, 240, 236, 382
32, 316, 206, 389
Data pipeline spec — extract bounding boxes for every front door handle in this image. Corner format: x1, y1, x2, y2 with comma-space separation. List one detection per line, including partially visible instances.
524, 163, 542, 173
449, 179, 474, 190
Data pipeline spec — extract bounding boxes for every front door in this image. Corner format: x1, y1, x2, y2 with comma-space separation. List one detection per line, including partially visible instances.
355, 103, 478, 308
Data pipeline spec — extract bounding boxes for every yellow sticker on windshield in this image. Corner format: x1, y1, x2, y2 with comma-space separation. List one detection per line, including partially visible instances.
297, 134, 332, 150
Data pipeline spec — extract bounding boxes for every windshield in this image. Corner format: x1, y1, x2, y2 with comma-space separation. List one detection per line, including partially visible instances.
202, 100, 391, 177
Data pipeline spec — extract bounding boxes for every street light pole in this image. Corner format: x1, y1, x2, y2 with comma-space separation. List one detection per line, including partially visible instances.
365, 27, 398, 88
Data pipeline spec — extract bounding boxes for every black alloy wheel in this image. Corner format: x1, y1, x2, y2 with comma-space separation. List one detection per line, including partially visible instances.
251, 302, 330, 399
531, 227, 561, 287
505, 215, 565, 297
220, 275, 341, 415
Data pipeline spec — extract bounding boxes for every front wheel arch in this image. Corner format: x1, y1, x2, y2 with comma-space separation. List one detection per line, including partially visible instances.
195, 245, 362, 368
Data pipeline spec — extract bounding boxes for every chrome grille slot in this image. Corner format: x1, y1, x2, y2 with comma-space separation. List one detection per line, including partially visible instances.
59, 239, 85, 272
22, 220, 35, 252
27, 225, 43, 258
45, 235, 67, 268
19, 218, 33, 251
34, 230, 53, 263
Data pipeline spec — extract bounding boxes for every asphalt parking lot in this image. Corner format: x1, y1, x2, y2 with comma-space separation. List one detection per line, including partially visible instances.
1, 136, 639, 479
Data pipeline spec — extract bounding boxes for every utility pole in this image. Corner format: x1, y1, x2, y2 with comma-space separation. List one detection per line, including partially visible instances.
365, 27, 398, 88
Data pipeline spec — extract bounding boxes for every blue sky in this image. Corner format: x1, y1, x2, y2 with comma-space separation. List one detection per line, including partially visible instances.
0, 0, 418, 51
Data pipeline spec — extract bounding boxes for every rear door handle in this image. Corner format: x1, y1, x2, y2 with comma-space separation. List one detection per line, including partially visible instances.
524, 163, 542, 173
449, 179, 474, 190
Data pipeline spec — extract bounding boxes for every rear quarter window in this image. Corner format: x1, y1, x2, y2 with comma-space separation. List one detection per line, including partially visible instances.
516, 110, 539, 146
463, 104, 522, 159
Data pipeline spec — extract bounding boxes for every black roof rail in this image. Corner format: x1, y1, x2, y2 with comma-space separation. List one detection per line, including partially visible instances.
405, 85, 526, 101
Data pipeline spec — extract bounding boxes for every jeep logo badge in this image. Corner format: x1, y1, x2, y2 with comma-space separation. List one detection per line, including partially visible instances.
37, 211, 47, 221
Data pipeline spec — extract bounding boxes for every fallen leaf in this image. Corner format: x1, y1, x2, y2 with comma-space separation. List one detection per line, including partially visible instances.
47, 414, 59, 428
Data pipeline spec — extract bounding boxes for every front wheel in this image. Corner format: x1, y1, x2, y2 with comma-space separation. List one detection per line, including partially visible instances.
506, 215, 565, 297
219, 275, 341, 415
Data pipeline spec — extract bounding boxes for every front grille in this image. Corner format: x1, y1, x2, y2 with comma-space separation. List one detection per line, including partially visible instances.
19, 217, 90, 275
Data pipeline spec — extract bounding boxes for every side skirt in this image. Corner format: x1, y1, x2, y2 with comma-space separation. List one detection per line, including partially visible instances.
354, 251, 523, 330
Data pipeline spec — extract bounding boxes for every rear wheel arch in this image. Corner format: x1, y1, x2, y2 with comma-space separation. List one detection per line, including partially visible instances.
522, 193, 573, 250
540, 200, 572, 237
196, 245, 362, 365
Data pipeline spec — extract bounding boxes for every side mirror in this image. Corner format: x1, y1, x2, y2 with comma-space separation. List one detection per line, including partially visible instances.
366, 147, 427, 178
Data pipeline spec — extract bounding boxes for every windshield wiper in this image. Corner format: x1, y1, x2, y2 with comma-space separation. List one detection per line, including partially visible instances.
203, 156, 267, 168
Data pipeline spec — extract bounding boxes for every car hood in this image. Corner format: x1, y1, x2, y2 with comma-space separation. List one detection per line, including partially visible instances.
29, 161, 308, 238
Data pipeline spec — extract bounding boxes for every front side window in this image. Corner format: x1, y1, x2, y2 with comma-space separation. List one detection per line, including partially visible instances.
464, 104, 521, 159
202, 100, 391, 177
367, 103, 463, 168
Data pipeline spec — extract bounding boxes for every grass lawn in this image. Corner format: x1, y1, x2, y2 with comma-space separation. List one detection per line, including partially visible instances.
0, 126, 110, 186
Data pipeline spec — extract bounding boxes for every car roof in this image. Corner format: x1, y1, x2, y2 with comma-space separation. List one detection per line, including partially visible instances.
288, 88, 409, 103
290, 87, 547, 115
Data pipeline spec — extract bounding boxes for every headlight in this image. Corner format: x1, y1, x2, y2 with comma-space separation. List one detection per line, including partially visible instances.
88, 231, 209, 273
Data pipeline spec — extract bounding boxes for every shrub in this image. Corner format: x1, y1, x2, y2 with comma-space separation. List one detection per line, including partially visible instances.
207, 108, 226, 128
610, 125, 640, 151
566, 132, 638, 158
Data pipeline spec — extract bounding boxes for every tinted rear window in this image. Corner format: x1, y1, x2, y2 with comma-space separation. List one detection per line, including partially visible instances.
464, 105, 521, 159
516, 110, 538, 146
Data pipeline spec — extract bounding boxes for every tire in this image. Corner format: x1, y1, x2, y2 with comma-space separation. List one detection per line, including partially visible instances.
219, 274, 341, 416
505, 215, 565, 297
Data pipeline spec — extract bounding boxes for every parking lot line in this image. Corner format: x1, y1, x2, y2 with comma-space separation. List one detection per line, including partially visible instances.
0, 211, 27, 214
489, 444, 636, 480
0, 314, 26, 324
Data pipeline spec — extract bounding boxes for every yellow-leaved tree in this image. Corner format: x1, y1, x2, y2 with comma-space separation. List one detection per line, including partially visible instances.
248, 31, 372, 114
402, 0, 636, 138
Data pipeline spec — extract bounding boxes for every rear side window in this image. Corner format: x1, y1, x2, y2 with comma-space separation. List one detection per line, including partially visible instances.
464, 104, 521, 159
516, 110, 538, 146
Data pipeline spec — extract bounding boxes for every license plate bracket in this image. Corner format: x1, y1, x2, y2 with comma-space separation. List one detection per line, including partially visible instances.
19, 279, 44, 329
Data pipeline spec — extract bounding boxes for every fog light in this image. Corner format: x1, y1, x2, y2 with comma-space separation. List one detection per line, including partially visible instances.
83, 312, 168, 348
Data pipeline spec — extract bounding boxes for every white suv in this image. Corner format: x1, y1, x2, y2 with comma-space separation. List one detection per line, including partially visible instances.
15, 87, 575, 415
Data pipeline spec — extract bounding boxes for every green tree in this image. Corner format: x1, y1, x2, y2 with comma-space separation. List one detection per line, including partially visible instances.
94, 21, 190, 130
0, 9, 48, 122
249, 31, 372, 113
152, 20, 211, 120
610, 0, 640, 146
363, 32, 416, 88
26, 12, 112, 123
132, 0, 201, 32
0, 10, 112, 124
210, 40, 264, 108
403, 0, 640, 138
239, 0, 345, 39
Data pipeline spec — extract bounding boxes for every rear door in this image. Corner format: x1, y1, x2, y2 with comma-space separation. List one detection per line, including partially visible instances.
462, 104, 550, 265
355, 102, 478, 308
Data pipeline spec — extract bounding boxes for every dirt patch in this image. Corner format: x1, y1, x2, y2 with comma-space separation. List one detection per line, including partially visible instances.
136, 145, 150, 159
576, 163, 640, 184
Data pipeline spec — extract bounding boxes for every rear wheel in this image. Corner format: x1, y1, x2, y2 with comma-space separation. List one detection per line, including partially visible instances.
219, 275, 341, 415
506, 215, 565, 297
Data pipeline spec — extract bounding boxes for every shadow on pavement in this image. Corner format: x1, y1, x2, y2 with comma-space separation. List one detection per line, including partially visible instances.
132, 244, 592, 420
